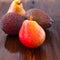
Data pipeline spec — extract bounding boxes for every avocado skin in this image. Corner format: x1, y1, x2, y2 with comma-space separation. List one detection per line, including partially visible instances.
1, 12, 24, 35
25, 8, 53, 29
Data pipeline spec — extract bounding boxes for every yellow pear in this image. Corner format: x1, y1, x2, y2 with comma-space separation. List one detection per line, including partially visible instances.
7, 0, 26, 16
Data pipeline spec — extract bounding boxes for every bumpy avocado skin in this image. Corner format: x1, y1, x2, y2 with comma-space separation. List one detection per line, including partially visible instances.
1, 13, 24, 35
25, 8, 53, 29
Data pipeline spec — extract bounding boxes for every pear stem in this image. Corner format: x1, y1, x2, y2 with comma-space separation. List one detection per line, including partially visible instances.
14, 0, 21, 3
29, 15, 33, 21
14, 0, 22, 5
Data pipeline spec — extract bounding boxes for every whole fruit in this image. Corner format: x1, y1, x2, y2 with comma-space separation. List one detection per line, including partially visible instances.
7, 0, 26, 16
19, 20, 46, 48
1, 13, 24, 35
25, 8, 53, 29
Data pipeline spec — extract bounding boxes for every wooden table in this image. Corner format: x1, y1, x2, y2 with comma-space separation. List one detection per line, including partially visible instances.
0, 1, 60, 60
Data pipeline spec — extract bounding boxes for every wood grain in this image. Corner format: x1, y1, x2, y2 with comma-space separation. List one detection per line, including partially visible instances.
0, 1, 60, 60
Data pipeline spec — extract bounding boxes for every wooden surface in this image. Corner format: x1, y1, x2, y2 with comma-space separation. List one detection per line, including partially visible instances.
0, 1, 60, 60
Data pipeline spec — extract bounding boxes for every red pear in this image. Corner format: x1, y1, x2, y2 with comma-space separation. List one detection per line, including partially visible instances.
19, 18, 46, 48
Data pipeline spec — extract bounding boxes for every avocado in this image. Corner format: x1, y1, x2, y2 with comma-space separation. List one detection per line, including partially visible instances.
1, 13, 24, 35
25, 8, 53, 29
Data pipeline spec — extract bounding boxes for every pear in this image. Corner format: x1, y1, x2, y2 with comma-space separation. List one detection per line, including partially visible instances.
19, 16, 46, 48
7, 0, 26, 16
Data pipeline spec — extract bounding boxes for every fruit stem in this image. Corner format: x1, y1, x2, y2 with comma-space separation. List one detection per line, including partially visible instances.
14, 0, 22, 4
30, 15, 33, 21
14, 0, 21, 2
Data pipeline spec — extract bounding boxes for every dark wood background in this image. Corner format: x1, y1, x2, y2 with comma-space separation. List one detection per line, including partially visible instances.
0, 0, 60, 60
